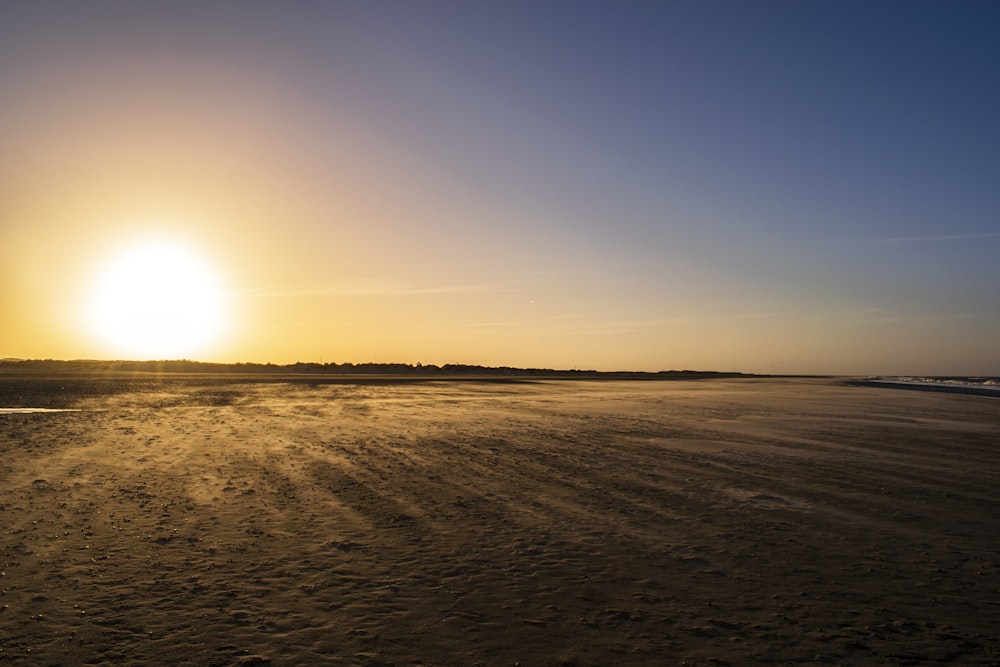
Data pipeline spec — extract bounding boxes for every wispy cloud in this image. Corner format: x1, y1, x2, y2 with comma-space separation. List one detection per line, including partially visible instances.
230, 279, 528, 300
451, 311, 777, 336
846, 310, 990, 324
809, 231, 1000, 246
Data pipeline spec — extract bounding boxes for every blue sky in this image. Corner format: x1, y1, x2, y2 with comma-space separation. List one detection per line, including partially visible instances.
2, 1, 998, 373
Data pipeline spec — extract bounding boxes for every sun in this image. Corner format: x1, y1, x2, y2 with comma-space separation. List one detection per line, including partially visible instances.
87, 238, 227, 359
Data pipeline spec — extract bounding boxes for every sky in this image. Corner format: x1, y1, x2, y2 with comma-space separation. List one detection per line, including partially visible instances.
2, 1, 998, 374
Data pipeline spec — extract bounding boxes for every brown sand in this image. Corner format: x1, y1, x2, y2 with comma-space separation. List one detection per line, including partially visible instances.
1, 376, 999, 666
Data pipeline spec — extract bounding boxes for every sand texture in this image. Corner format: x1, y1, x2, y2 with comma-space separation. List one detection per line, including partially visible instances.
1, 376, 999, 666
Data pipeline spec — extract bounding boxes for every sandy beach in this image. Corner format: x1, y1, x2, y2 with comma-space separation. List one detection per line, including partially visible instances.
2, 376, 999, 666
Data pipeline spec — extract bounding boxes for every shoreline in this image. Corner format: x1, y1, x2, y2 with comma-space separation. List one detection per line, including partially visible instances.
844, 378, 1000, 398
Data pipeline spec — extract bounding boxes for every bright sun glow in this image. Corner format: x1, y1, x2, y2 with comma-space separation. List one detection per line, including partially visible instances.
88, 239, 226, 359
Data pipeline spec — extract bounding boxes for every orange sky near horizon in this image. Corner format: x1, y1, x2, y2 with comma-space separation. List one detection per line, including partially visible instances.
2, 3, 999, 375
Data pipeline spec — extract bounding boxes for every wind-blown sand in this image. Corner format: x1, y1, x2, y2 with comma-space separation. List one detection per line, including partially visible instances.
1, 376, 998, 666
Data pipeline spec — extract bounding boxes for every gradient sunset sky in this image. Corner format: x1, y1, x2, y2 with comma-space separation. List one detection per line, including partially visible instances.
2, 1, 998, 374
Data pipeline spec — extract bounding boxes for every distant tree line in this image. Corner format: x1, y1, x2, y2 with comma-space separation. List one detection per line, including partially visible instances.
0, 358, 746, 379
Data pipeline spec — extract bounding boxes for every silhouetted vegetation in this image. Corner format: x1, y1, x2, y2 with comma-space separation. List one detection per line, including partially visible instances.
0, 358, 749, 380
